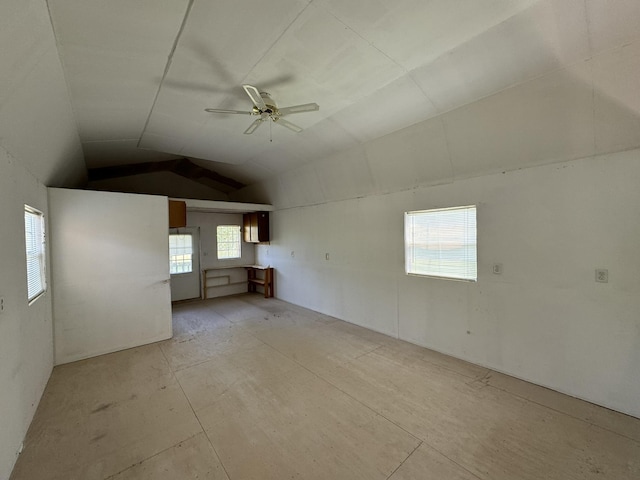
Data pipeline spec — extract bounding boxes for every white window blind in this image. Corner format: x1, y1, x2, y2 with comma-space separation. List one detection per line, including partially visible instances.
217, 225, 241, 259
405, 205, 477, 281
169, 234, 193, 274
24, 206, 46, 302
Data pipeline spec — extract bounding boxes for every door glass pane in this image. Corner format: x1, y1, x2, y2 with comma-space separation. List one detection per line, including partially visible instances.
169, 234, 193, 274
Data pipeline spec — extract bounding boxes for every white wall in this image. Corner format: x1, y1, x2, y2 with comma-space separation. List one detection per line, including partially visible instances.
0, 1, 86, 188
0, 0, 87, 476
49, 189, 173, 365
0, 147, 55, 480
232, 22, 640, 418
256, 149, 640, 419
187, 211, 255, 298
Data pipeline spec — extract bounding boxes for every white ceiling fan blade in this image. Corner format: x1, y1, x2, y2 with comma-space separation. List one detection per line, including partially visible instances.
244, 117, 266, 135
278, 103, 319, 116
274, 117, 303, 133
204, 108, 254, 115
242, 84, 267, 110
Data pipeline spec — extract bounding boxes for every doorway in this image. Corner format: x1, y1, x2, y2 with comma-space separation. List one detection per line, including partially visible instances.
169, 227, 201, 301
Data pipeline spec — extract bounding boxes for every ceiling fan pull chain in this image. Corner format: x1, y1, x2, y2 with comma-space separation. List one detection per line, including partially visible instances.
270, 118, 273, 143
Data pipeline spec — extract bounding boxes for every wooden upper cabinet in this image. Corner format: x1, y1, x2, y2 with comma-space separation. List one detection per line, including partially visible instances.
168, 200, 186, 228
243, 211, 269, 243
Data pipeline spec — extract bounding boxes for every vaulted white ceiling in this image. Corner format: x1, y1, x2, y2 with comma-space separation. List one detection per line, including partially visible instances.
47, 0, 640, 189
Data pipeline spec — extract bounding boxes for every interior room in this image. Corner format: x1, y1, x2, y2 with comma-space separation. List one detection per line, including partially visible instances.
1, 1, 639, 479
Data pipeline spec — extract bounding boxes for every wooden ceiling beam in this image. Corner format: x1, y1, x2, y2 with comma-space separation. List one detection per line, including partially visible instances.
88, 158, 245, 191
172, 158, 245, 190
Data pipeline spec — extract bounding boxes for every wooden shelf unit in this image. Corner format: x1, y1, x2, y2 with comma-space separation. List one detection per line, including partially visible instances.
201, 265, 274, 299
202, 266, 248, 299
247, 265, 274, 298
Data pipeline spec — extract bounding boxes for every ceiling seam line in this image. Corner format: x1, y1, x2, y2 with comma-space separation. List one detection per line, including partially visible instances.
83, 139, 141, 144
583, 0, 598, 154
45, 0, 86, 164
318, 6, 408, 74
583, 0, 595, 58
137, 0, 196, 149
403, 0, 595, 118
319, 6, 443, 110
319, 2, 541, 77
239, 2, 314, 86
589, 59, 597, 155
437, 116, 456, 182
321, 1, 592, 116
407, 54, 596, 130
266, 143, 635, 212
406, 72, 439, 110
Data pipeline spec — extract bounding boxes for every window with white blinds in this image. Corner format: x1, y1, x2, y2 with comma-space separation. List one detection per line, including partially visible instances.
24, 205, 47, 302
405, 205, 477, 281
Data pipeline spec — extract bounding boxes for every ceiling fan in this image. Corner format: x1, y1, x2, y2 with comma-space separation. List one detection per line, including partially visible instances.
205, 84, 319, 135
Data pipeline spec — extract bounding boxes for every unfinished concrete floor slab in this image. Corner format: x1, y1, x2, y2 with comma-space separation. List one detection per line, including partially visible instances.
10, 294, 640, 479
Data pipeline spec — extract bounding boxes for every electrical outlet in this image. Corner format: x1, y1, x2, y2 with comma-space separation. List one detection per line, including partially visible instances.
595, 268, 608, 283
290, 251, 295, 258
492, 263, 503, 275
0, 297, 4, 314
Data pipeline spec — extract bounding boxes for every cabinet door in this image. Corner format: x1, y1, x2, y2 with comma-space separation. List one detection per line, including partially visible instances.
257, 212, 269, 242
250, 213, 260, 242
243, 213, 254, 243
168, 200, 186, 228
243, 212, 270, 243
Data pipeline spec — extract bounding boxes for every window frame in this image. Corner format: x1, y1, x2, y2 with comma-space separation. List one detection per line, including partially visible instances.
24, 205, 47, 304
216, 225, 242, 260
404, 205, 477, 282
169, 233, 194, 275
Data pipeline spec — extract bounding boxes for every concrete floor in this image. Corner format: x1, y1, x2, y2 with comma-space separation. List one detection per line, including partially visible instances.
10, 294, 640, 479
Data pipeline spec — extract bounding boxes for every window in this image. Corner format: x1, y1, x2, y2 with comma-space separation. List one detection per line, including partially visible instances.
217, 225, 241, 259
24, 205, 47, 302
405, 205, 477, 281
169, 234, 193, 274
